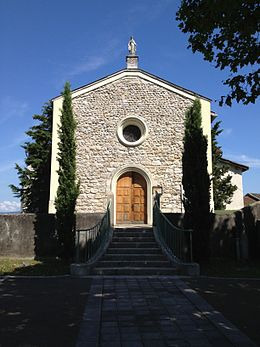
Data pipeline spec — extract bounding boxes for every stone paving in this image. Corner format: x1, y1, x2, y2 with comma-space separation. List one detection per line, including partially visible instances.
76, 277, 256, 347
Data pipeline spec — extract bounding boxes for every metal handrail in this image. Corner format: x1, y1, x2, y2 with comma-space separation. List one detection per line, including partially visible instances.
153, 201, 193, 263
75, 204, 111, 263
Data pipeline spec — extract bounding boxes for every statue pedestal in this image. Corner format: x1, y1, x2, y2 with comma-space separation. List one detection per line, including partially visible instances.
126, 55, 138, 69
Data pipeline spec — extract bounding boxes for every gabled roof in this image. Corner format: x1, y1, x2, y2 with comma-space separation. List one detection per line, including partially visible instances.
52, 68, 211, 102
211, 111, 217, 122
245, 193, 260, 200
220, 158, 249, 172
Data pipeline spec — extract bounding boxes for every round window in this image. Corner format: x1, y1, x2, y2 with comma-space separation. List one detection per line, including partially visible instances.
123, 125, 141, 142
117, 117, 148, 147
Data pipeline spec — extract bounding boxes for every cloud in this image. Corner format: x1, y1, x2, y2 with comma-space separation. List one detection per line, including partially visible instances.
102, 1, 173, 32
127, 0, 172, 20
54, 38, 123, 88
68, 38, 122, 78
0, 159, 23, 173
0, 97, 29, 125
220, 128, 232, 137
69, 56, 106, 76
226, 154, 260, 168
0, 134, 29, 152
146, 0, 173, 20
0, 200, 20, 213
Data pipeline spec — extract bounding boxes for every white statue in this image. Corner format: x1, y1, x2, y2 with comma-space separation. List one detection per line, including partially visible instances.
128, 36, 137, 55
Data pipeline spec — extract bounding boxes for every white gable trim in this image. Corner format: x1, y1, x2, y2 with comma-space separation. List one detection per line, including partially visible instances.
52, 70, 210, 102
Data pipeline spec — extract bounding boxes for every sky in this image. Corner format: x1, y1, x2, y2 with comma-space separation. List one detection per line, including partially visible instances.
0, 0, 259, 212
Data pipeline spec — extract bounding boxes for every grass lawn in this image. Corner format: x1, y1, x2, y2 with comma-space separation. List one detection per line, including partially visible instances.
200, 257, 260, 278
214, 209, 238, 215
0, 257, 70, 276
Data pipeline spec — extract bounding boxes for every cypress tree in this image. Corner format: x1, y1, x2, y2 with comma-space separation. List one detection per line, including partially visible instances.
182, 99, 211, 261
10, 102, 53, 213
212, 121, 237, 210
55, 82, 79, 259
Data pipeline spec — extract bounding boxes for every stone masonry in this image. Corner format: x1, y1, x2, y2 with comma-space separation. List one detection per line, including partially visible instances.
73, 76, 193, 214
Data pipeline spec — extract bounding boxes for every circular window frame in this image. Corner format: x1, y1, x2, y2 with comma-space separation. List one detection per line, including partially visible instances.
117, 116, 148, 147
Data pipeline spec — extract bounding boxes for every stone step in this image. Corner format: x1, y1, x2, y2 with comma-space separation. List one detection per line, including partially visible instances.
115, 227, 153, 233
103, 254, 166, 261
96, 260, 171, 267
114, 229, 153, 235
112, 236, 155, 242
87, 226, 177, 276
91, 267, 177, 276
110, 242, 158, 248
113, 233, 154, 239
106, 248, 161, 255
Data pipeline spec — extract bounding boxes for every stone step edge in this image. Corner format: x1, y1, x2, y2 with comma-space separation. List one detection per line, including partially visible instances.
113, 237, 154, 239
103, 256, 166, 259
113, 231, 153, 234
110, 243, 158, 246
98, 260, 170, 264
97, 264, 171, 268
93, 266, 177, 271
114, 228, 153, 230
103, 254, 166, 257
113, 232, 153, 234
111, 241, 157, 243
112, 239, 154, 241
107, 248, 160, 251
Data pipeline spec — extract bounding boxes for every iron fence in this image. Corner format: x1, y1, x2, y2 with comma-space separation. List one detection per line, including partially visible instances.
153, 201, 193, 262
75, 204, 111, 263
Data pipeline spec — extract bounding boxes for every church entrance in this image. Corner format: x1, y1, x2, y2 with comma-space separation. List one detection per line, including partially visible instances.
116, 171, 147, 224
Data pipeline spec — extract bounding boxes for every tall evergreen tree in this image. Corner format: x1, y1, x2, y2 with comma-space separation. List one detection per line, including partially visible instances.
212, 121, 237, 210
10, 102, 53, 213
55, 82, 79, 259
182, 99, 211, 261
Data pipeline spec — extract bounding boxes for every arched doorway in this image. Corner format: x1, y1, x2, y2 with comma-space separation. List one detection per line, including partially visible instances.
116, 171, 147, 224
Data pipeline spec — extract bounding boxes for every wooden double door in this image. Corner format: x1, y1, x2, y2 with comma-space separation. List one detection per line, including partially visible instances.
116, 172, 147, 224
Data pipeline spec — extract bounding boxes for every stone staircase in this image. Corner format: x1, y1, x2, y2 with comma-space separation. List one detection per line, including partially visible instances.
91, 227, 177, 275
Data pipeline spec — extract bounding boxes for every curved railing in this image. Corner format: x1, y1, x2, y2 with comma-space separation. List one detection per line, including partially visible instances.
153, 201, 193, 263
75, 204, 111, 263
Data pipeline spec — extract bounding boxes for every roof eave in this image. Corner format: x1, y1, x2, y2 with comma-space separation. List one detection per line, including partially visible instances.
51, 68, 211, 102
211, 111, 217, 122
221, 158, 249, 172
247, 193, 260, 200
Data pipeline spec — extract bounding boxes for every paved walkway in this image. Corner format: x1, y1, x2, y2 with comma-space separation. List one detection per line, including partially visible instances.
76, 277, 256, 347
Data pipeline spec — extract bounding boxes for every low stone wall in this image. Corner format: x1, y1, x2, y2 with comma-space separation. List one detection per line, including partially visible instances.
1, 203, 259, 259
165, 202, 260, 260
211, 202, 260, 259
76, 213, 104, 230
0, 212, 104, 258
0, 214, 56, 258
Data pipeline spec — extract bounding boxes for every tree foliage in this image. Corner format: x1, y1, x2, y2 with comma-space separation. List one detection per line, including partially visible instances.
176, 0, 260, 106
182, 99, 211, 261
10, 102, 53, 213
55, 82, 79, 259
212, 120, 237, 210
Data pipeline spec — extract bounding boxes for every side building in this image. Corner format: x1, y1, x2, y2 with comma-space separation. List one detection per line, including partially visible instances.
220, 158, 249, 210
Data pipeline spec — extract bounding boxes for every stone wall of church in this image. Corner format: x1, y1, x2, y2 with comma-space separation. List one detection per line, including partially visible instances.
73, 76, 193, 213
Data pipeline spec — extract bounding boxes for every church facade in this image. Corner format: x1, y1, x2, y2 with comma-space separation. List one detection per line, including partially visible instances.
48, 39, 214, 225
